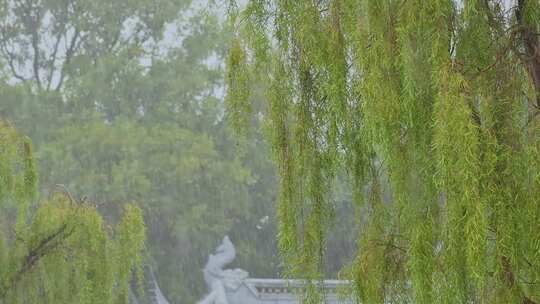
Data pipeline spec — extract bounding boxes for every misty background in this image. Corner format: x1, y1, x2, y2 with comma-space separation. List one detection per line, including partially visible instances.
0, 0, 357, 302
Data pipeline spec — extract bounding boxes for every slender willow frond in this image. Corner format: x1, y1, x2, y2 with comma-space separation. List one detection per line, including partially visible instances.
226, 0, 540, 302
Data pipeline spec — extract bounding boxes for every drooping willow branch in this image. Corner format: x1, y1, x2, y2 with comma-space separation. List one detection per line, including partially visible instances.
0, 223, 74, 299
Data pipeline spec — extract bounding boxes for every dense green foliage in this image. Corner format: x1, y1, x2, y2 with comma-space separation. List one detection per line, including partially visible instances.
228, 0, 540, 303
0, 121, 146, 304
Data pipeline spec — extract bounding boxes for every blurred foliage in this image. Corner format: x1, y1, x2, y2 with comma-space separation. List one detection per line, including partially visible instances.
0, 0, 357, 302
0, 121, 146, 304
0, 0, 283, 302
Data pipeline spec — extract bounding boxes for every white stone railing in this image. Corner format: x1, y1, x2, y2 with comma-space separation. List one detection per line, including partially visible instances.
227, 278, 354, 304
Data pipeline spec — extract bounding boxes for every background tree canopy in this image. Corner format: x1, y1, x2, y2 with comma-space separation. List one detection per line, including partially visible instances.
0, 0, 283, 302
0, 121, 146, 304
227, 0, 540, 303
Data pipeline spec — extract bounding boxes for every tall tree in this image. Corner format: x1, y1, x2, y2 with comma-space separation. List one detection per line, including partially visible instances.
0, 0, 183, 91
227, 0, 540, 303
0, 121, 146, 304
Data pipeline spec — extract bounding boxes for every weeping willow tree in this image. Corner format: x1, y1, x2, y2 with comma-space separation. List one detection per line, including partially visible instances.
0, 120, 146, 304
226, 0, 540, 303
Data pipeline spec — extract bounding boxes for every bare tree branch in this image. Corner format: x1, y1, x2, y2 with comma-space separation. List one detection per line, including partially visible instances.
55, 28, 80, 91
0, 224, 74, 299
54, 183, 77, 204
46, 29, 65, 91
20, 0, 44, 89
516, 0, 540, 109
500, 255, 538, 304
0, 41, 27, 82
